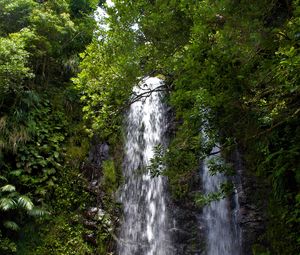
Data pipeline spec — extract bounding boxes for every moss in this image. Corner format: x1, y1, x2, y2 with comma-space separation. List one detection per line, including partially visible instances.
252, 244, 271, 255
65, 131, 90, 169
102, 160, 117, 195
18, 214, 93, 255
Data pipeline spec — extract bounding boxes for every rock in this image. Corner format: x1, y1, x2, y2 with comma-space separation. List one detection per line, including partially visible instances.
169, 177, 205, 254
91, 180, 98, 187
83, 220, 98, 230
83, 233, 97, 245
80, 136, 116, 252
88, 137, 110, 169
230, 149, 267, 255
82, 136, 110, 181
84, 207, 99, 219
96, 208, 105, 221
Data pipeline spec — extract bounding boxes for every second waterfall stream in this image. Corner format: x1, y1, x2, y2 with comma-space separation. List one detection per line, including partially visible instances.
201, 146, 241, 255
117, 77, 172, 255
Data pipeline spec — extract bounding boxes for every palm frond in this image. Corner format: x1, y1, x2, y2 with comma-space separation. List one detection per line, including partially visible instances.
3, 220, 19, 231
17, 195, 33, 211
21, 90, 40, 107
9, 170, 22, 177
0, 197, 17, 211
0, 175, 8, 183
0, 184, 16, 192
27, 207, 49, 217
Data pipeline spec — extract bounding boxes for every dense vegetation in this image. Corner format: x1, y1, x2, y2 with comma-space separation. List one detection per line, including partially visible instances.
0, 0, 114, 254
1, 0, 299, 254
75, 0, 300, 254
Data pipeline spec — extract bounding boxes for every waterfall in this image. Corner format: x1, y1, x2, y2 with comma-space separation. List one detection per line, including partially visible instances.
118, 77, 171, 255
202, 147, 241, 255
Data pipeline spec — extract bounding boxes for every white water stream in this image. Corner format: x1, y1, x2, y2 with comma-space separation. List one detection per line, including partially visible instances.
117, 77, 171, 255
202, 147, 241, 255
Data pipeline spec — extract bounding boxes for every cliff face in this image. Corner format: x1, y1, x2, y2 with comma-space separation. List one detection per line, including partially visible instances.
152, 108, 268, 255
169, 147, 267, 255
169, 171, 205, 255
165, 108, 205, 254
82, 137, 119, 253
231, 149, 267, 255
87, 121, 268, 255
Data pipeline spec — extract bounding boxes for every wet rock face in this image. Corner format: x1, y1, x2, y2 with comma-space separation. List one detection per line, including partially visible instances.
231, 149, 267, 255
80, 137, 113, 248
169, 172, 205, 255
170, 203, 205, 255
165, 109, 205, 255
88, 138, 109, 168
83, 136, 110, 181
84, 232, 97, 245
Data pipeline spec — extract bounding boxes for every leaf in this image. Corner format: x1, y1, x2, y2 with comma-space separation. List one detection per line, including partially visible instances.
0, 184, 16, 192
0, 198, 17, 211
0, 175, 8, 182
17, 195, 33, 211
54, 151, 59, 158
3, 221, 20, 231
27, 207, 49, 217
9, 170, 22, 176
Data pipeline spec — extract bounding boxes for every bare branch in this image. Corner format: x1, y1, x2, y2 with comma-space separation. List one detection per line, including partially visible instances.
130, 85, 166, 103
209, 150, 221, 156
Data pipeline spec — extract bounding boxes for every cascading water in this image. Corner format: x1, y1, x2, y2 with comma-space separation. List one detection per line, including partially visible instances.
118, 77, 171, 255
202, 147, 241, 255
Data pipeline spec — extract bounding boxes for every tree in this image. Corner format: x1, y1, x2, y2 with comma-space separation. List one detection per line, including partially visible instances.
0, 32, 33, 107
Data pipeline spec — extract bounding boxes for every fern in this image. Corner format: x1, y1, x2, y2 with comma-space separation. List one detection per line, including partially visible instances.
27, 207, 49, 217
0, 198, 16, 211
17, 196, 33, 211
0, 175, 8, 183
0, 184, 16, 192
3, 221, 19, 231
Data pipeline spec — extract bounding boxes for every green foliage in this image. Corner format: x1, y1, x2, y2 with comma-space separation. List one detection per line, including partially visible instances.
0, 180, 35, 214
52, 167, 89, 212
163, 123, 201, 199
73, 34, 141, 138
16, 148, 94, 254
0, 0, 36, 34
29, 3, 76, 57
102, 160, 117, 195
195, 181, 234, 207
148, 144, 165, 178
1, 185, 16, 193
207, 157, 235, 176
0, 0, 97, 252
3, 221, 20, 231
23, 215, 93, 255
0, 177, 48, 255
17, 196, 33, 211
0, 230, 17, 254
70, 0, 99, 17
252, 244, 271, 255
0, 33, 33, 103
0, 197, 16, 212
9, 98, 67, 201
65, 135, 89, 168
95, 210, 115, 255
